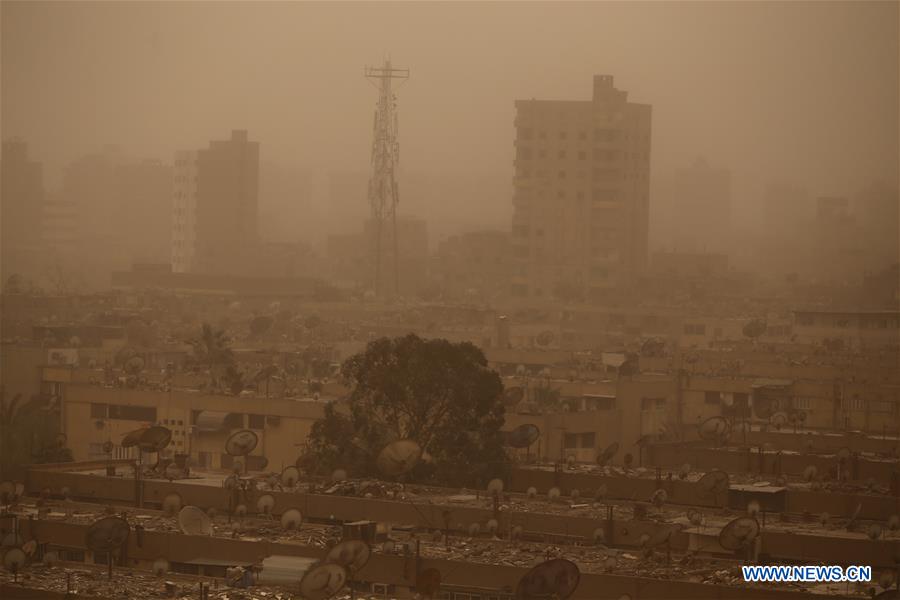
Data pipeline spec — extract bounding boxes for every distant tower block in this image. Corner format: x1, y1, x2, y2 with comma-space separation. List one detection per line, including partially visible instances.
365, 59, 409, 299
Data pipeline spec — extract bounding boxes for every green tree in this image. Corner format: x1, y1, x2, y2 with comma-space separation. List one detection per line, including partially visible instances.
300, 334, 507, 486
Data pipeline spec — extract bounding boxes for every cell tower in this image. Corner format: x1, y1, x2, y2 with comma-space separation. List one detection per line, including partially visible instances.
365, 59, 409, 298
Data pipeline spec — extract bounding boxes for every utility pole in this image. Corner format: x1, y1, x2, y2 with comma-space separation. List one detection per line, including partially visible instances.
365, 59, 409, 300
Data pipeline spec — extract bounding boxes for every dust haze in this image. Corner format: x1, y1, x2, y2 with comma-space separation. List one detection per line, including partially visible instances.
3, 2, 897, 278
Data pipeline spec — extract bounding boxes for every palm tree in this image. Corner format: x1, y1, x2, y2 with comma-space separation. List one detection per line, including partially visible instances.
189, 324, 237, 389
0, 388, 22, 477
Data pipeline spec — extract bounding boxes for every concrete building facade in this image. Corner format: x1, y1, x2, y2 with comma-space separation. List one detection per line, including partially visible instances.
172, 130, 260, 275
510, 75, 652, 301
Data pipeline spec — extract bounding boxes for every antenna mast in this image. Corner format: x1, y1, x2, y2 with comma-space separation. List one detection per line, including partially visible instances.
365, 59, 408, 299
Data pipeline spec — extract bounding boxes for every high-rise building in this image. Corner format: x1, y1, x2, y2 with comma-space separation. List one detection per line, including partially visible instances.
1, 138, 44, 280
509, 75, 652, 301
669, 157, 731, 254
172, 130, 259, 274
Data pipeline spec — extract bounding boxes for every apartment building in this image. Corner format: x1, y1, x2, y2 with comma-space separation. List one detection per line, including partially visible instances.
510, 75, 652, 301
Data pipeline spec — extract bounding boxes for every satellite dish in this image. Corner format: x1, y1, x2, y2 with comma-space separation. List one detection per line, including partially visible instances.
837, 447, 852, 460
867, 524, 883, 540
698, 417, 731, 443
643, 524, 681, 549
0, 481, 19, 505
803, 465, 818, 482
747, 500, 761, 517
548, 487, 561, 500
298, 563, 348, 600
281, 466, 301, 487
376, 439, 422, 477
120, 428, 147, 449
698, 470, 730, 495
225, 430, 258, 456
769, 412, 788, 430
235, 504, 247, 517
326, 540, 371, 574
162, 493, 183, 516
526, 487, 537, 499
21, 540, 37, 556
888, 514, 899, 531
280, 508, 303, 530
2, 547, 26, 576
511, 525, 523, 540
152, 557, 170, 576
687, 509, 704, 527
594, 484, 608, 501
256, 494, 276, 515
718, 517, 760, 551
515, 558, 580, 600
506, 424, 541, 448
164, 462, 183, 481
177, 506, 212, 536
592, 527, 605, 543
417, 567, 442, 597
752, 396, 775, 420
487, 478, 504, 495
678, 463, 691, 480
597, 442, 619, 466
650, 488, 667, 508
102, 440, 114, 454
85, 517, 130, 552
43, 551, 59, 567
138, 426, 172, 452
486, 519, 499, 534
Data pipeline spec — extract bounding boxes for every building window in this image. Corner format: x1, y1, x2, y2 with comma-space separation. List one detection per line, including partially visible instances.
564, 433, 578, 449
642, 398, 667, 410
796, 314, 814, 326
793, 397, 812, 410
108, 404, 157, 422
248, 414, 265, 429
704, 391, 721, 404
91, 403, 108, 419
684, 324, 706, 335
580, 432, 596, 448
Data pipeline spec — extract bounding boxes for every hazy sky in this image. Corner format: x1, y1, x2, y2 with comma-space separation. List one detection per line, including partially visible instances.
2, 1, 898, 222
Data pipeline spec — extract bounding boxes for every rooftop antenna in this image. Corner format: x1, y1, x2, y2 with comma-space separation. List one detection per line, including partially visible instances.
256, 494, 276, 519
177, 506, 213, 536
515, 558, 581, 599
299, 562, 348, 600
364, 58, 409, 300
281, 466, 301, 488
280, 508, 303, 530
2, 547, 26, 583
224, 430, 258, 475
718, 516, 760, 560
376, 439, 422, 478
84, 516, 130, 580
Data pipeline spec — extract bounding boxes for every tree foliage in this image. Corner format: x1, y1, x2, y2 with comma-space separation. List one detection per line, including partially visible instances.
300, 334, 507, 486
188, 324, 242, 392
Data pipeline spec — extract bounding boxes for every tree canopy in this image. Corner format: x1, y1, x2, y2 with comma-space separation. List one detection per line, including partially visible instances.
300, 334, 507, 486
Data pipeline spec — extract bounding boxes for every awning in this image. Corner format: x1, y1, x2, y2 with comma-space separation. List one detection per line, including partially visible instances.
194, 410, 232, 432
